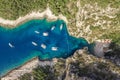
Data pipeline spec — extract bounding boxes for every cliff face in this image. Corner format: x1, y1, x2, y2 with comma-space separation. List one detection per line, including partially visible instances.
54, 49, 120, 80
19, 49, 120, 80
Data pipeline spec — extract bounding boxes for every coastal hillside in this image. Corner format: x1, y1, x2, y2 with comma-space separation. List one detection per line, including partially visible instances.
19, 49, 120, 80
0, 0, 120, 43
0, 0, 120, 80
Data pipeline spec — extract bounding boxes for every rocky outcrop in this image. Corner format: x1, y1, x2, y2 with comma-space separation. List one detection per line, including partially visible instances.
17, 48, 120, 80
68, 0, 120, 42
53, 49, 120, 80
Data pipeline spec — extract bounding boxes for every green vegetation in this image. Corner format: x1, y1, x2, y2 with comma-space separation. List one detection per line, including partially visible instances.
0, 0, 119, 20
49, 0, 78, 19
19, 66, 56, 80
102, 31, 120, 44
71, 51, 120, 80
0, 0, 77, 20
54, 59, 66, 77
0, 0, 119, 42
0, 0, 120, 79
19, 73, 32, 80
18, 46, 120, 80
0, 0, 48, 20
80, 0, 120, 8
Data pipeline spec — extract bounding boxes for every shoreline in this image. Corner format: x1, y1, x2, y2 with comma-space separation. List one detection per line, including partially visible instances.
0, 7, 68, 28
1, 58, 55, 80
1, 57, 39, 80
0, 7, 68, 80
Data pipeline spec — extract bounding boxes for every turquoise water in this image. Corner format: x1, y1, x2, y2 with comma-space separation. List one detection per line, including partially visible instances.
0, 19, 88, 76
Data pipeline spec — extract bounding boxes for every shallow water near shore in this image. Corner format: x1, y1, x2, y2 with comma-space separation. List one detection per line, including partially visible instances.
0, 19, 88, 76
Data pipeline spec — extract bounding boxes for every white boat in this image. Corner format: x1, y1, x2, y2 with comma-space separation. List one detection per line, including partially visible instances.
60, 24, 63, 30
8, 43, 15, 48
51, 47, 58, 51
51, 26, 55, 31
32, 41, 38, 46
34, 30, 40, 34
41, 44, 46, 49
43, 32, 49, 36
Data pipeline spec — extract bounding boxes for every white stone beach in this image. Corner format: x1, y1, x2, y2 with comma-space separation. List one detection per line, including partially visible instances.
1, 58, 39, 80
0, 7, 68, 28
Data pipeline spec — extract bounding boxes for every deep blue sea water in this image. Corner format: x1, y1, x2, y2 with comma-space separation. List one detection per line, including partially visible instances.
0, 19, 88, 76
